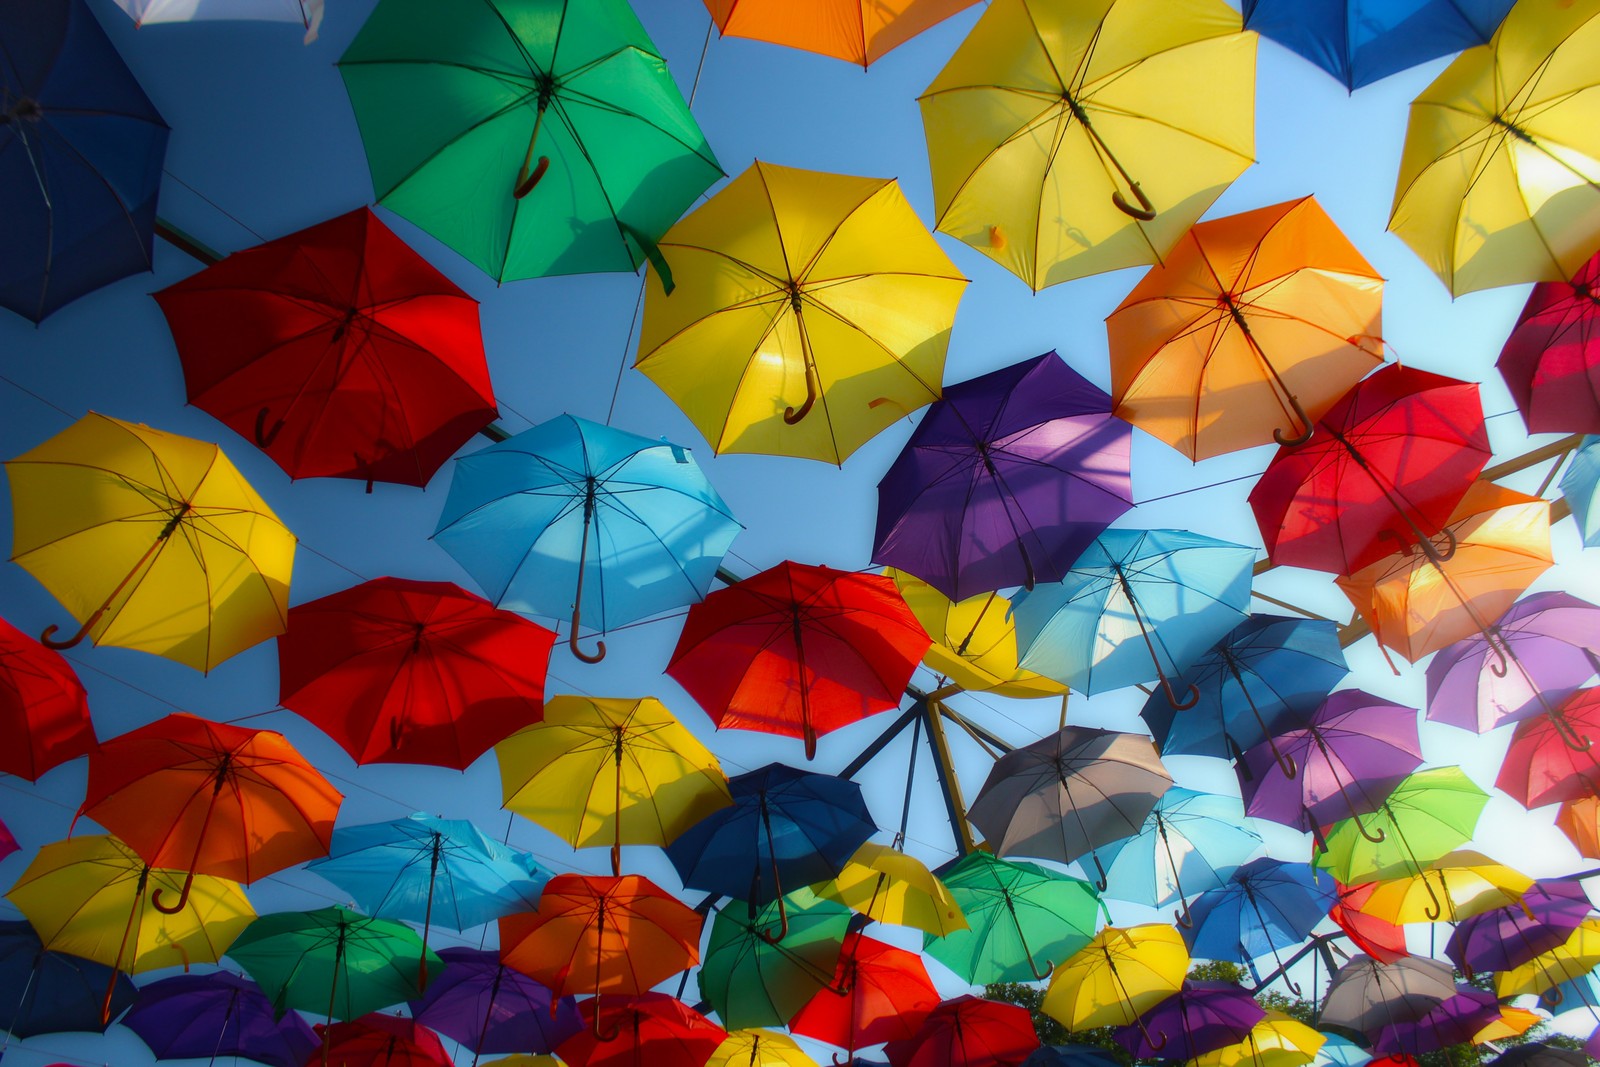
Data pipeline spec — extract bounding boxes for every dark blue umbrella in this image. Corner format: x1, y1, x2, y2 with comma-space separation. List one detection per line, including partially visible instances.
121, 971, 317, 1067
1185, 859, 1335, 991
1024, 1047, 1126, 1067
409, 947, 581, 1061
0, 0, 169, 322
0, 919, 135, 1037
1241, 0, 1515, 90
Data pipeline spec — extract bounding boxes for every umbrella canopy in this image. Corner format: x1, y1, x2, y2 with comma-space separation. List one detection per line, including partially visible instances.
1498, 249, 1600, 433
667, 562, 930, 759
698, 889, 851, 1031
1491, 1047, 1589, 1067
1184, 859, 1335, 970
918, 0, 1255, 290
0, 920, 136, 1037
1088, 787, 1263, 915
888, 570, 1068, 699
636, 160, 967, 464
1314, 765, 1490, 887
703, 0, 980, 66
1353, 850, 1531, 924
1318, 954, 1456, 1040
0, 614, 95, 780
496, 694, 731, 875
1112, 980, 1266, 1061
883, 995, 1040, 1067
1328, 882, 1409, 965
811, 841, 968, 938
315, 1013, 452, 1067
433, 414, 741, 662
874, 351, 1133, 601
1496, 688, 1600, 808
154, 207, 496, 487
279, 577, 556, 769
1558, 795, 1600, 859
790, 931, 941, 1058
110, 0, 323, 39
1193, 1012, 1325, 1067
0, 0, 168, 323
6, 412, 296, 671
1109, 196, 1385, 459
1494, 917, 1600, 999
1563, 436, 1600, 547
1043, 924, 1188, 1035
708, 1028, 820, 1067
408, 946, 581, 1057
338, 0, 721, 283
1444, 881, 1594, 977
561, 994, 729, 1067
1389, 0, 1600, 295
1241, 0, 1514, 89
123, 971, 318, 1067
1248, 365, 1490, 575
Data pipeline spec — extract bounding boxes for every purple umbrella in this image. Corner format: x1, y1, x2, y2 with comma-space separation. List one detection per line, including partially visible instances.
121, 972, 317, 1067
1372, 986, 1500, 1056
1444, 882, 1595, 979
1112, 980, 1265, 1060
873, 351, 1133, 602
408, 946, 581, 1062
1237, 690, 1422, 846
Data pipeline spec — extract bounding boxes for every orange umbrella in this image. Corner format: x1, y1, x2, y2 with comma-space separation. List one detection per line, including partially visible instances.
702, 0, 980, 67
1336, 481, 1553, 664
1556, 796, 1600, 860
77, 713, 342, 913
1108, 196, 1385, 460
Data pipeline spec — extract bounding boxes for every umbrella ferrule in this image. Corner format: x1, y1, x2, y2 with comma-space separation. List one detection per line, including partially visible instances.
1489, 113, 1535, 145
2, 97, 40, 123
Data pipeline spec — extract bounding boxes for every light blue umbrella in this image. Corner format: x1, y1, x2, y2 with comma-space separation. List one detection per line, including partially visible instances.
1184, 858, 1335, 992
433, 413, 742, 661
1013, 529, 1256, 703
1087, 787, 1263, 921
1560, 435, 1600, 549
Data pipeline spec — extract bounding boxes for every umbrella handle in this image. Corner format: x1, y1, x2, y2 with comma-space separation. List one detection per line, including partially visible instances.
1349, 807, 1386, 844
1271, 391, 1316, 448
1090, 851, 1109, 893
40, 617, 95, 650
1135, 1015, 1167, 1051
150, 871, 195, 914
1541, 984, 1565, 1007
568, 498, 607, 663
1549, 706, 1593, 753
514, 156, 551, 199
832, 1054, 852, 1067
1173, 897, 1194, 929
755, 887, 791, 945
591, 1001, 623, 1042
1112, 183, 1157, 221
1281, 972, 1303, 997
1421, 872, 1444, 922
1163, 677, 1200, 710
41, 506, 187, 651
783, 360, 818, 425
1026, 953, 1055, 980
254, 408, 285, 447
569, 623, 606, 664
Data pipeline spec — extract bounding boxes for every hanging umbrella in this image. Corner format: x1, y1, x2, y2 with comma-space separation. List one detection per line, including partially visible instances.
1241, 0, 1514, 90
1474, 1006, 1544, 1043
1352, 850, 1531, 925
1184, 859, 1334, 983
338, 0, 721, 283
1192, 1013, 1325, 1067
122, 971, 319, 1067
1314, 766, 1490, 890
873, 351, 1133, 600
408, 946, 581, 1062
667, 563, 930, 759
314, 1013, 452, 1067
1389, 0, 1600, 295
882, 995, 1040, 1067
0, 614, 96, 780
560, 994, 729, 1067
922, 851, 1103, 984
0, 920, 136, 1037
1023, 1048, 1124, 1067
1112, 981, 1266, 1061
703, 0, 980, 66
1248, 365, 1490, 575
918, 0, 1255, 290
0, 0, 168, 323
812, 841, 968, 938
1496, 688, 1600, 808
1140, 616, 1348, 765
155, 207, 495, 488
1498, 250, 1600, 434
1328, 882, 1409, 965
495, 694, 732, 876
708, 1028, 820, 1067
1109, 196, 1385, 458
1494, 918, 1600, 1000
110, 0, 324, 41
1558, 795, 1600, 859
1562, 436, 1600, 547
1041, 925, 1189, 1038
79, 712, 342, 911
1012, 529, 1256, 705
1490, 1047, 1589, 1067
888, 570, 1068, 699
698, 889, 851, 1031
635, 160, 967, 465
967, 726, 1173, 878
1318, 954, 1456, 1040
279, 577, 556, 769
790, 931, 941, 1062
1444, 881, 1594, 978
433, 414, 741, 662
6, 412, 296, 671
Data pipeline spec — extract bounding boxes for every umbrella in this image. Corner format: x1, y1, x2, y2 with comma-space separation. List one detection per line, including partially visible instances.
560, 993, 728, 1067
1241, 0, 1514, 90
1192, 1013, 1324, 1067
496, 694, 732, 875
1496, 688, 1600, 808
698, 889, 851, 1031
1024, 1047, 1128, 1067
1328, 882, 1409, 965
339, 0, 721, 283
110, 0, 323, 41
635, 160, 967, 465
1042, 925, 1189, 1037
1444, 881, 1594, 978
408, 946, 581, 1061
0, 613, 96, 780
1353, 850, 1531, 924
278, 577, 556, 769
1109, 196, 1385, 458
1494, 918, 1600, 1000
1498, 250, 1600, 434
1558, 795, 1600, 859
1563, 436, 1600, 547
1314, 766, 1490, 890
1389, 0, 1600, 295
0, 0, 168, 322
918, 0, 1256, 290
882, 995, 1040, 1067
1318, 954, 1456, 1040
1474, 1006, 1543, 1043
667, 563, 930, 759
708, 1028, 820, 1067
789, 932, 941, 1061
314, 1013, 452, 1067
433, 414, 741, 662
0, 920, 136, 1037
873, 351, 1133, 601
1112, 980, 1266, 1061
923, 851, 1103, 984
1248, 365, 1490, 575
887, 570, 1068, 699
1490, 1048, 1589, 1067
6, 412, 296, 671
1139, 615, 1348, 765
703, 0, 980, 66
1012, 529, 1256, 704
156, 208, 495, 488
122, 971, 319, 1067
1184, 859, 1335, 982
811, 841, 968, 938
967, 726, 1173, 877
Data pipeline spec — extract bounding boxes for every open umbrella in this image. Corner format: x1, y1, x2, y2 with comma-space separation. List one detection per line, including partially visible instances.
703, 0, 981, 66
1113, 981, 1266, 1061
709, 1029, 820, 1067
408, 946, 581, 1063
1319, 954, 1456, 1042
698, 889, 851, 1031
1328, 882, 1409, 965
1496, 688, 1600, 808
883, 995, 1040, 1067
1184, 859, 1334, 981
0, 920, 136, 1037
1352, 850, 1530, 924
1498, 249, 1600, 433
1562, 436, 1600, 547
123, 971, 319, 1067
1444, 881, 1593, 978
888, 570, 1068, 699
1558, 795, 1600, 859
790, 932, 941, 1062
559, 993, 728, 1067
1314, 766, 1490, 891
1494, 919, 1600, 1000
0, 614, 95, 781
1193, 1013, 1325, 1067
110, 0, 323, 41
812, 841, 968, 938
314, 1013, 452, 1067
1041, 924, 1189, 1037
1087, 787, 1263, 921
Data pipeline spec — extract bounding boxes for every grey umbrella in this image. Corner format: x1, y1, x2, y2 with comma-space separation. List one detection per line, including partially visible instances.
1318, 954, 1456, 1041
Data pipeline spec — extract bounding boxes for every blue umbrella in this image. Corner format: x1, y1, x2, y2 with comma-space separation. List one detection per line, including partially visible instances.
0, 920, 135, 1037
1024, 1047, 1127, 1067
1185, 858, 1335, 992
121, 971, 317, 1067
1560, 435, 1600, 549
1013, 529, 1256, 705
433, 413, 742, 662
0, 0, 169, 323
1241, 0, 1515, 90
1139, 615, 1348, 767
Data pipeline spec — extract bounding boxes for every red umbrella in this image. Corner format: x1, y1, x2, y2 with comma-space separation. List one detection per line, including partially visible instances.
0, 614, 95, 780
1496, 688, 1600, 809
883, 995, 1040, 1067
790, 932, 941, 1060
1497, 248, 1600, 434
1330, 882, 1410, 964
557, 993, 726, 1067
154, 207, 495, 488
314, 1014, 452, 1067
1248, 365, 1490, 575
666, 562, 931, 760
278, 577, 554, 769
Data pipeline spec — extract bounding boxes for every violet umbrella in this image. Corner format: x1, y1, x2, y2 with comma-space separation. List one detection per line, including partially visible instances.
1318, 954, 1456, 1042
1444, 882, 1595, 980
1112, 980, 1265, 1060
408, 947, 581, 1064
872, 351, 1133, 601
122, 971, 318, 1067
1371, 986, 1500, 1057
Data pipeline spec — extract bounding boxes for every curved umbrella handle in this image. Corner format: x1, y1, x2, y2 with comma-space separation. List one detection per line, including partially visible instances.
1350, 808, 1387, 844
1269, 738, 1298, 781
568, 498, 607, 664
1271, 392, 1316, 448
1541, 983, 1565, 1007
591, 1003, 623, 1042
755, 889, 791, 945
150, 872, 195, 915
783, 364, 818, 425
1112, 183, 1157, 221
1163, 678, 1200, 710
832, 1054, 852, 1067
1026, 954, 1055, 980
1090, 851, 1110, 893
1421, 872, 1444, 922
255, 408, 285, 447
40, 618, 94, 650
1549, 706, 1593, 753
1135, 1016, 1167, 1051
1173, 897, 1194, 929
514, 156, 550, 199
1281, 972, 1303, 997
569, 621, 606, 664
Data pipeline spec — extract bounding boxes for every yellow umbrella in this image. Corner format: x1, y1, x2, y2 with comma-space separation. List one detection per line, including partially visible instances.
635, 161, 967, 464
495, 695, 732, 875
1473, 1006, 1542, 1043
1390, 0, 1600, 295
1192, 1012, 1324, 1067
918, 0, 1256, 291
6, 412, 295, 672
810, 841, 968, 938
1041, 923, 1188, 1033
889, 569, 1067, 699
1353, 850, 1533, 924
706, 1029, 818, 1067
1495, 917, 1600, 999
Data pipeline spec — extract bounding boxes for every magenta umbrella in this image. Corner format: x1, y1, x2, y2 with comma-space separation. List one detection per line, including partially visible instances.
1498, 248, 1600, 434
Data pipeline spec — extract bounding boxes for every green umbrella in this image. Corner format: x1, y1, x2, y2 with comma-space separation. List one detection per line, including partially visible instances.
338, 0, 722, 283
923, 851, 1104, 984
1313, 766, 1489, 897
698, 887, 851, 1031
